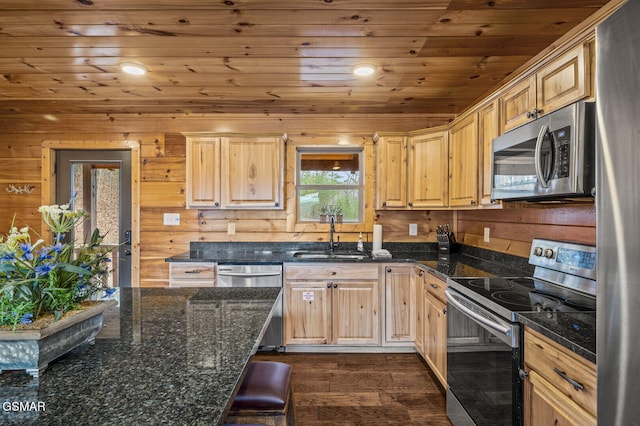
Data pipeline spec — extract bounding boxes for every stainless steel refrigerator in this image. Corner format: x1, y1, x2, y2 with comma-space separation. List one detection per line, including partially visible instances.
596, 1, 640, 424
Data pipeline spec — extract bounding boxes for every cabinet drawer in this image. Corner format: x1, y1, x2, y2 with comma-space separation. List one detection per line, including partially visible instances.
524, 327, 596, 416
170, 263, 216, 280
425, 273, 447, 303
285, 264, 378, 281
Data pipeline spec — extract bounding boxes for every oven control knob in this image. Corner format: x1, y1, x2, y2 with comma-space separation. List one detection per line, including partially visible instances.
534, 247, 544, 256
543, 248, 554, 259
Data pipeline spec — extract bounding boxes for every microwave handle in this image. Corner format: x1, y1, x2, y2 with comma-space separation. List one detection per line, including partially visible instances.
534, 124, 550, 188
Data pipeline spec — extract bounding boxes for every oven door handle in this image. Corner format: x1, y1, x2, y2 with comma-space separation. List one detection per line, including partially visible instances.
445, 290, 512, 337
534, 123, 550, 188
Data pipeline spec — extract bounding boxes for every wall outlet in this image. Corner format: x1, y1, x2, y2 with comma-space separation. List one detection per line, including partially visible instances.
227, 222, 236, 235
409, 223, 418, 236
483, 227, 490, 243
163, 213, 180, 226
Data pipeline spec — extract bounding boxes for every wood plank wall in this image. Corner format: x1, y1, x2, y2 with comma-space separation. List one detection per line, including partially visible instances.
458, 203, 596, 258
0, 114, 595, 287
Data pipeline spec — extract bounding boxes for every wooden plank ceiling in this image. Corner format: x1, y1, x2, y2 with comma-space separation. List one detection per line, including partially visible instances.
0, 0, 608, 117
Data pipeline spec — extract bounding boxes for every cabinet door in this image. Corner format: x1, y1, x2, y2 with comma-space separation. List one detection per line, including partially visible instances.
524, 370, 596, 426
384, 265, 414, 344
186, 136, 221, 208
413, 268, 425, 355
536, 42, 589, 117
499, 77, 536, 133
376, 135, 407, 209
284, 281, 331, 345
221, 136, 283, 209
449, 113, 479, 208
332, 281, 380, 345
478, 100, 501, 207
424, 293, 447, 387
408, 130, 449, 208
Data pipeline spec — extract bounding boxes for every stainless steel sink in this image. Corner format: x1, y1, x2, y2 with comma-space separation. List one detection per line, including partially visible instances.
292, 250, 369, 260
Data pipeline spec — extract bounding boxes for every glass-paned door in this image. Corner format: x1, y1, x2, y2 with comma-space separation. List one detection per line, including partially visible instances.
56, 150, 132, 287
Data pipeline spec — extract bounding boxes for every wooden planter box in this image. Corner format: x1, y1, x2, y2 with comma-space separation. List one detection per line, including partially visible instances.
0, 300, 117, 378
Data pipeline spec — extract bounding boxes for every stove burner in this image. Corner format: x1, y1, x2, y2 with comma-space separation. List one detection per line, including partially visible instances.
491, 290, 532, 308
465, 278, 515, 290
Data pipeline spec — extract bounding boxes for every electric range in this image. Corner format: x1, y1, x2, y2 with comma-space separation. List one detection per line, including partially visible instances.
445, 239, 596, 426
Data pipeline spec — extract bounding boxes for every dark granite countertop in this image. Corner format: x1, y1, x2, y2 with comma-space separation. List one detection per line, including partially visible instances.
517, 311, 596, 363
164, 241, 596, 362
0, 287, 281, 426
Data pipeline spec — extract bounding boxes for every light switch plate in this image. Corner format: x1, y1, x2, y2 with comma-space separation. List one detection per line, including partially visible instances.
163, 213, 180, 226
227, 222, 236, 235
409, 223, 418, 236
484, 227, 490, 242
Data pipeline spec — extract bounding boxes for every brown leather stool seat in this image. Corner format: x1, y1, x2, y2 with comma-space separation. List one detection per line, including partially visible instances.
225, 361, 296, 426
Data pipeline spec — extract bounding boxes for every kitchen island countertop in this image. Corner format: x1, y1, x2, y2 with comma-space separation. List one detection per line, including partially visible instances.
0, 287, 281, 426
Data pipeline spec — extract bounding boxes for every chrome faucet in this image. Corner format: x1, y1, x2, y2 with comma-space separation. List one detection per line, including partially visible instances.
329, 215, 339, 252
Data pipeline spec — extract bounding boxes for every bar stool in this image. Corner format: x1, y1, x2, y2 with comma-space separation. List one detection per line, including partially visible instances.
225, 361, 295, 426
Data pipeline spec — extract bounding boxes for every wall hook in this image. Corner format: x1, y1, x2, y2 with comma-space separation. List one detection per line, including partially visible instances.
6, 184, 35, 194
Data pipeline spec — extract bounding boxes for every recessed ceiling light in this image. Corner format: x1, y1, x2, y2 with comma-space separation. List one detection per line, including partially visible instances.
352, 64, 376, 77
120, 62, 148, 75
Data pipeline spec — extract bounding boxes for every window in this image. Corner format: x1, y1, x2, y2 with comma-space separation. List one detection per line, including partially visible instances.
297, 147, 363, 223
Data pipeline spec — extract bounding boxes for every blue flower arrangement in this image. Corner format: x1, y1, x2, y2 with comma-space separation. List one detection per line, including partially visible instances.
0, 200, 114, 329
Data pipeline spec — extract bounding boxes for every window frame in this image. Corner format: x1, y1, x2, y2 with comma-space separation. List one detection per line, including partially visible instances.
295, 146, 365, 223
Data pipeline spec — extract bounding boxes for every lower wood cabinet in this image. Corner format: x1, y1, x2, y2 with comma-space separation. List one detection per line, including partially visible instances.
169, 262, 216, 287
523, 327, 596, 425
284, 264, 380, 346
422, 271, 447, 387
384, 265, 414, 345
413, 268, 425, 356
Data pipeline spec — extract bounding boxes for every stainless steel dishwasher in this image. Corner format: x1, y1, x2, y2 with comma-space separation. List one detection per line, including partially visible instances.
216, 264, 283, 350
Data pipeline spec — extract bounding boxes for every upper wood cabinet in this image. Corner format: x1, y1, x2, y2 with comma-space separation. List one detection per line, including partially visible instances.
376, 130, 448, 209
185, 134, 284, 209
448, 113, 478, 208
221, 136, 283, 209
376, 135, 407, 209
500, 42, 591, 133
478, 100, 501, 207
186, 136, 222, 208
408, 130, 449, 208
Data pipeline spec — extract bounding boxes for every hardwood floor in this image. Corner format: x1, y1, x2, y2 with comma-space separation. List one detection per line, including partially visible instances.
255, 352, 452, 425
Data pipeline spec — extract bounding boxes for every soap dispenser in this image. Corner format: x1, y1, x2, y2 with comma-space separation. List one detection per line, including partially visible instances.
357, 232, 364, 252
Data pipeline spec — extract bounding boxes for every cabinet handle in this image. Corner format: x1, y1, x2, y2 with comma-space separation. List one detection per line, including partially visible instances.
442, 308, 447, 315
214, 201, 220, 207
386, 268, 392, 273
333, 283, 338, 288
419, 271, 424, 277
470, 200, 476, 205
408, 202, 413, 207
185, 270, 202, 274
327, 283, 332, 288
518, 368, 529, 380
382, 201, 387, 207
274, 202, 279, 207
553, 367, 585, 391
430, 283, 439, 289
526, 108, 543, 119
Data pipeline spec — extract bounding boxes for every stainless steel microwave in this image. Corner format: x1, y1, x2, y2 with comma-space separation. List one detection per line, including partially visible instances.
491, 101, 596, 201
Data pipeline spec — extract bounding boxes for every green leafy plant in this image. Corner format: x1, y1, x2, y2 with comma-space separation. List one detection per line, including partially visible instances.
0, 200, 115, 329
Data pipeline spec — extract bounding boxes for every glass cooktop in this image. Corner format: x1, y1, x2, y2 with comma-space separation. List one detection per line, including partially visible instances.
448, 276, 596, 320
